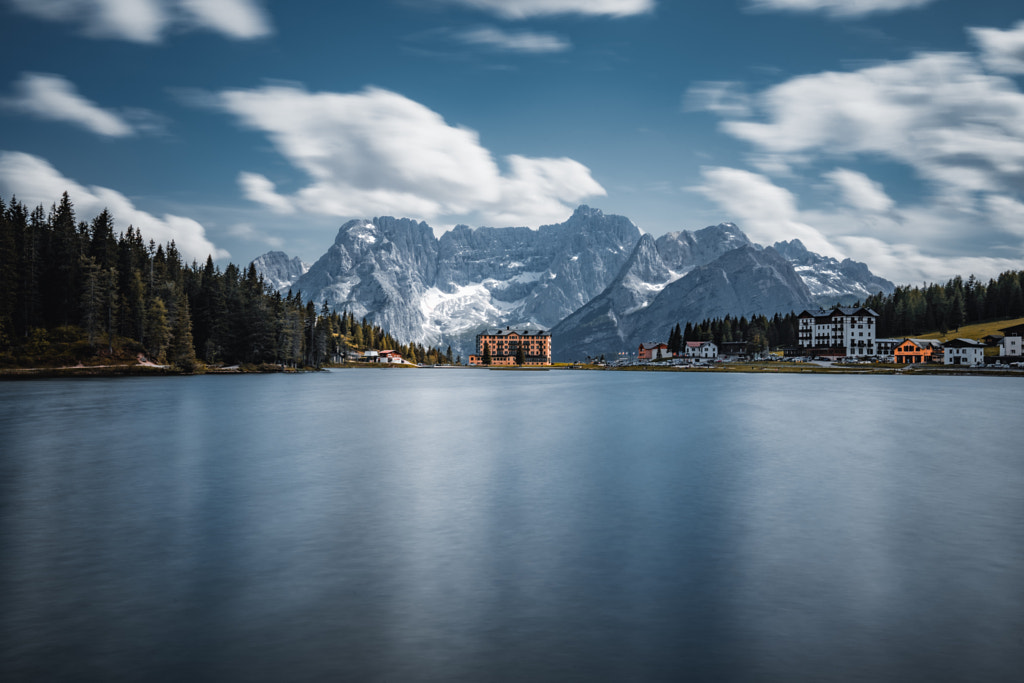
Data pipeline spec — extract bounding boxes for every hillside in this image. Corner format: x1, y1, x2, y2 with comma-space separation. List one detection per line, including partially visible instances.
912, 317, 1024, 343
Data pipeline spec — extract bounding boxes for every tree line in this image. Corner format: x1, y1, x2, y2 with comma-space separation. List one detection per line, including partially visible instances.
663, 270, 1024, 352
664, 312, 801, 355
0, 192, 450, 369
864, 272, 1024, 338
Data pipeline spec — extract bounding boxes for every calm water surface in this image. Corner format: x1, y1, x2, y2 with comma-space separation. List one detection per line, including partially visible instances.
1, 370, 1022, 681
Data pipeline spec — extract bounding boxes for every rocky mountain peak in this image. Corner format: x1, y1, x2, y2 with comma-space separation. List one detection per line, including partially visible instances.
250, 250, 309, 292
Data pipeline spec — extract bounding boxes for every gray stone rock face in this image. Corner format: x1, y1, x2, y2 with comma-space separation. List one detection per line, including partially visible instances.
251, 251, 309, 292
545, 223, 761, 361
258, 208, 894, 361
655, 222, 751, 272
550, 245, 813, 361
773, 239, 895, 303
284, 206, 640, 357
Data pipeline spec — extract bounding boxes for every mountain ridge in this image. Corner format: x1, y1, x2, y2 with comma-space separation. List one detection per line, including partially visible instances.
252, 206, 893, 359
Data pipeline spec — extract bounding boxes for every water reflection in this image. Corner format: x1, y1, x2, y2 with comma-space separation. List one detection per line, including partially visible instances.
1, 373, 1022, 681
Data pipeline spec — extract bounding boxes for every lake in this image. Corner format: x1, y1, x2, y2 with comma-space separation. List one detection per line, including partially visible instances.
1, 370, 1022, 681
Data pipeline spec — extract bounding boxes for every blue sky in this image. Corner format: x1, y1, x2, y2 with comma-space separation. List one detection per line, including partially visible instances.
1, 0, 1022, 284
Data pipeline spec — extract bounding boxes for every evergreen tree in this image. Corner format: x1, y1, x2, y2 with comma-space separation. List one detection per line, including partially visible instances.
482, 342, 492, 365
168, 288, 197, 370
948, 287, 966, 332
80, 256, 103, 346
516, 344, 525, 366
145, 297, 171, 362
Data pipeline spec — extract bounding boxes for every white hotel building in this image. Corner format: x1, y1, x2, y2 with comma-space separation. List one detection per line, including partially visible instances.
797, 306, 880, 357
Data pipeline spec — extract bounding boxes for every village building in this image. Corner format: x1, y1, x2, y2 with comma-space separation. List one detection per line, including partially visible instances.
717, 341, 747, 358
997, 323, 1023, 358
468, 327, 552, 366
638, 342, 671, 361
999, 335, 1022, 358
796, 306, 879, 358
894, 338, 942, 364
942, 339, 984, 366
684, 340, 718, 359
875, 338, 901, 357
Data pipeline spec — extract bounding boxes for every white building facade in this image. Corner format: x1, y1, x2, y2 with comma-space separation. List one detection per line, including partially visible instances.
684, 341, 718, 359
1000, 335, 1022, 357
797, 306, 879, 357
943, 339, 984, 366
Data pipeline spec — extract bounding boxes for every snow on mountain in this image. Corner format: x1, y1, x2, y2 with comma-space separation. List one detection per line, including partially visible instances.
286, 206, 640, 357
250, 251, 309, 292
550, 244, 813, 361
773, 239, 895, 303
257, 207, 893, 360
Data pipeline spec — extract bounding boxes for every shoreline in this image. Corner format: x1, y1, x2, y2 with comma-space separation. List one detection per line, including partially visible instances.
3, 361, 1023, 379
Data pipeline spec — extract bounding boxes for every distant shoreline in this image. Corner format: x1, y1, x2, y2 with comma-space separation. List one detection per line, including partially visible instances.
4, 361, 1023, 379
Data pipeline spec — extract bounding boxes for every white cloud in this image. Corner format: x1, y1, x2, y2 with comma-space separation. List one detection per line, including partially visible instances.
720, 53, 1024, 199
684, 81, 752, 118
7, 0, 271, 43
970, 22, 1024, 75
217, 85, 605, 228
693, 166, 839, 257
434, 0, 654, 20
227, 222, 284, 248
456, 26, 570, 53
824, 168, 894, 214
747, 0, 936, 18
835, 235, 1021, 286
178, 0, 271, 40
984, 194, 1024, 238
694, 166, 1024, 283
238, 172, 294, 214
0, 151, 228, 261
2, 73, 135, 137
687, 41, 1024, 283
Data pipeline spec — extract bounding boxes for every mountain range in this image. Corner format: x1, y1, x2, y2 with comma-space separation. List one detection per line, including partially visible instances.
253, 206, 894, 360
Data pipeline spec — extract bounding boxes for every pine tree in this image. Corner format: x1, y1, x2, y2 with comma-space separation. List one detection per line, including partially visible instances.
516, 344, 525, 366
948, 287, 966, 332
145, 297, 171, 362
79, 256, 103, 347
482, 342, 492, 365
168, 288, 198, 371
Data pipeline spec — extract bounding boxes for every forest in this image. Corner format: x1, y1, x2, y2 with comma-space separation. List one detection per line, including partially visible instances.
665, 269, 1024, 353
0, 192, 452, 370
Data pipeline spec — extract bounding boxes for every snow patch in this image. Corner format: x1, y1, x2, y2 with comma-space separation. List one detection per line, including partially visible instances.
417, 283, 528, 341
488, 271, 543, 288
350, 223, 378, 245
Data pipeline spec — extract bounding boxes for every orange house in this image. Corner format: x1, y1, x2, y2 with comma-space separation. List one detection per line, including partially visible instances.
894, 338, 941, 364
468, 327, 552, 366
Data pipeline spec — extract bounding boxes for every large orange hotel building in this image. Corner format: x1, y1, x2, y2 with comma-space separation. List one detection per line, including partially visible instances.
468, 327, 552, 366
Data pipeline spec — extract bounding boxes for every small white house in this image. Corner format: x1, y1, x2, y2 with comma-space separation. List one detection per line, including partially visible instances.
1000, 335, 1022, 357
639, 342, 672, 360
942, 338, 984, 366
684, 341, 718, 359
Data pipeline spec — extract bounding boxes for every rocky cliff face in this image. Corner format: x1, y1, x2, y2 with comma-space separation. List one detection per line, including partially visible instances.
543, 222, 759, 360
550, 244, 813, 361
279, 206, 639, 355
773, 239, 895, 303
251, 251, 309, 292
252, 207, 893, 360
